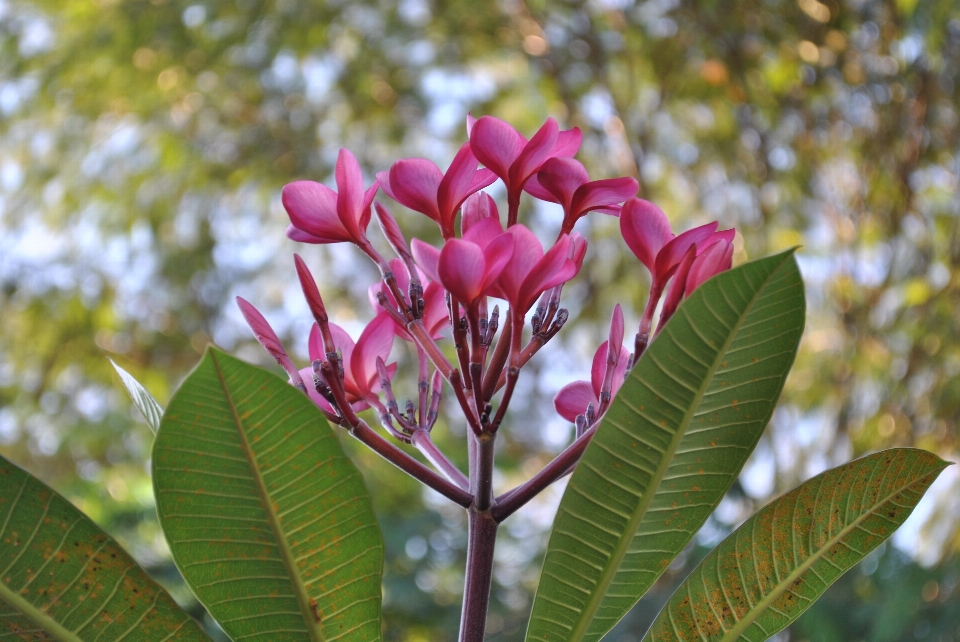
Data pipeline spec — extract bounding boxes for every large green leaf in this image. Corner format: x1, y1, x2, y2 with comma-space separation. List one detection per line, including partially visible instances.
111, 359, 164, 433
153, 348, 383, 642
526, 251, 805, 642
642, 448, 950, 641
0, 454, 209, 641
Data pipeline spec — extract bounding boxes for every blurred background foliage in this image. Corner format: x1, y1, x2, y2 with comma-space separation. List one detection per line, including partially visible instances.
1, 0, 959, 639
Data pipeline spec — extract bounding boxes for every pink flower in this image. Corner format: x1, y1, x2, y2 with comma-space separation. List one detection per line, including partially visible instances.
468, 116, 582, 224
300, 312, 397, 412
368, 258, 448, 340
526, 157, 638, 234
554, 305, 629, 422
498, 225, 582, 314
283, 149, 380, 254
377, 142, 497, 238
437, 235, 515, 308
619, 198, 734, 292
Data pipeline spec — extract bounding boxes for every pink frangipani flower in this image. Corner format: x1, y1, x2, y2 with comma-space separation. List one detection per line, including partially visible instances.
437, 235, 515, 309
468, 116, 582, 225
283, 148, 382, 259
619, 198, 734, 292
377, 142, 496, 238
498, 225, 582, 315
301, 312, 397, 412
526, 157, 639, 234
685, 237, 734, 294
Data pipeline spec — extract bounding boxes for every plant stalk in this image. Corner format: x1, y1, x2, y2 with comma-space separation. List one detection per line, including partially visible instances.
458, 508, 499, 642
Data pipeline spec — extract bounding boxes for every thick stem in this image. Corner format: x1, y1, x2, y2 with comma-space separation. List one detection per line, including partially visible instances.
458, 509, 499, 642
475, 433, 496, 511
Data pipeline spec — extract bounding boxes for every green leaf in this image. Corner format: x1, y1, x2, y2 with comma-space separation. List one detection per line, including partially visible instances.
642, 448, 950, 641
152, 347, 383, 642
527, 251, 805, 642
110, 359, 164, 433
0, 454, 209, 641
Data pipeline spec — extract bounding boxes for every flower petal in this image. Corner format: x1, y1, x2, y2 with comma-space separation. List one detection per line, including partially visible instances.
335, 149, 366, 239
470, 115, 526, 180
686, 239, 733, 294
282, 181, 352, 243
536, 157, 589, 211
609, 304, 624, 360
554, 380, 599, 423
387, 158, 443, 223
480, 233, 515, 294
351, 312, 395, 397
569, 177, 638, 218
659, 244, 697, 328
654, 221, 718, 283
508, 117, 559, 190
437, 142, 495, 232
411, 238, 441, 283
438, 239, 488, 304
552, 126, 583, 157
461, 192, 500, 235
619, 198, 673, 275
522, 174, 559, 202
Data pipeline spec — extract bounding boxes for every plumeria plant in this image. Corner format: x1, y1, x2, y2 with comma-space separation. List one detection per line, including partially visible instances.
0, 115, 950, 642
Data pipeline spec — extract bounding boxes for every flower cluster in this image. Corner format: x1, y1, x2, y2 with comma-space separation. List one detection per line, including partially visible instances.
240, 115, 733, 507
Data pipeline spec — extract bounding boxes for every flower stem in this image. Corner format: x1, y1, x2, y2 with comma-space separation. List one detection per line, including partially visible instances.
458, 508, 499, 642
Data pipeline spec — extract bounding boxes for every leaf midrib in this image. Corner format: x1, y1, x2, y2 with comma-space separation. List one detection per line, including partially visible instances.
209, 351, 324, 642
718, 462, 944, 641
565, 255, 789, 642
0, 578, 84, 642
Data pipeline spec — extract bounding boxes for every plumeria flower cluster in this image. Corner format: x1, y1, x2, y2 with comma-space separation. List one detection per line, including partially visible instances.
239, 115, 734, 516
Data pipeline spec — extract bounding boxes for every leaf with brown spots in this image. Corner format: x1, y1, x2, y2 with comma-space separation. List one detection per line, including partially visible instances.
0, 454, 210, 641
642, 448, 950, 642
527, 251, 805, 642
153, 348, 383, 642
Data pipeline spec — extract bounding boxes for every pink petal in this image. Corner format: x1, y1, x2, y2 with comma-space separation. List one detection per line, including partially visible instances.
421, 282, 450, 338
437, 143, 496, 232
479, 233, 515, 294
461, 192, 500, 235
554, 380, 599, 423
569, 177, 639, 218
308, 322, 324, 362
522, 174, 559, 202
537, 157, 589, 211
499, 225, 546, 306
517, 236, 579, 312
387, 158, 443, 223
508, 117, 559, 190
659, 244, 697, 328
686, 239, 733, 294
375, 170, 397, 201
359, 182, 379, 233
411, 239, 441, 284
438, 239, 487, 304
590, 340, 611, 395
470, 116, 526, 180
619, 198, 673, 275
466, 112, 478, 136
335, 149, 366, 239
569, 233, 588, 267
552, 127, 583, 157
462, 216, 506, 249
282, 181, 352, 243
351, 312, 395, 397
299, 366, 337, 414
286, 224, 329, 244
654, 222, 718, 283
